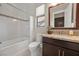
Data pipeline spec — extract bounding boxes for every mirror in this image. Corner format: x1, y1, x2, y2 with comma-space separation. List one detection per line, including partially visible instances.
49, 3, 76, 28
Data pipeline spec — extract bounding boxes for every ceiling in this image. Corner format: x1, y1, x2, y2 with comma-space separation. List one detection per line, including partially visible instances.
8, 3, 46, 20
10, 3, 45, 14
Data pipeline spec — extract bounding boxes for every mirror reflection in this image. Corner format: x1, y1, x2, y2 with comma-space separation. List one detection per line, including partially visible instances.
49, 3, 76, 28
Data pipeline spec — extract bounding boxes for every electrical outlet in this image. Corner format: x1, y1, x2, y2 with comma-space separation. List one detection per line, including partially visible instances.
69, 30, 74, 36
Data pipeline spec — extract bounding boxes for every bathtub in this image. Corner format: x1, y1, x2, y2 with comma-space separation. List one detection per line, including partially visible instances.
0, 37, 30, 56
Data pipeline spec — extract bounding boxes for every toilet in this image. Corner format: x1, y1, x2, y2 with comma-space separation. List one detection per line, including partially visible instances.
29, 34, 42, 56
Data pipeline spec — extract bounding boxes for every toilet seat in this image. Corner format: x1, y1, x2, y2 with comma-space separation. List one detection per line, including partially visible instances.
29, 42, 40, 48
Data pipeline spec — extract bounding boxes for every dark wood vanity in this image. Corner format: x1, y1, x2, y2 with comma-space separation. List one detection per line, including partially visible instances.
42, 37, 79, 56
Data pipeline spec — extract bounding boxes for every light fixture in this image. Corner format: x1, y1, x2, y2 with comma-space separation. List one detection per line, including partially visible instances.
13, 19, 17, 21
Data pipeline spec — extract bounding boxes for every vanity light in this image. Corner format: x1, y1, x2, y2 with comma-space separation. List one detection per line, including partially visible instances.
13, 19, 17, 21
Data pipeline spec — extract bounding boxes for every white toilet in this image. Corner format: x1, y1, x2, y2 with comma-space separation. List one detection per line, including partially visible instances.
29, 34, 42, 56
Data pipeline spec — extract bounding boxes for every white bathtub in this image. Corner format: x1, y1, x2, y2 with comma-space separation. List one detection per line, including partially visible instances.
0, 37, 30, 56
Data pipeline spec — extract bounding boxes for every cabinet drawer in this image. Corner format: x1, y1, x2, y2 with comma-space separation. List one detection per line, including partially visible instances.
43, 37, 79, 52
43, 37, 66, 47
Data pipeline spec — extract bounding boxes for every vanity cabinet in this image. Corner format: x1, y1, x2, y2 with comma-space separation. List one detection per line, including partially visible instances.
43, 43, 61, 56
62, 48, 79, 56
42, 37, 79, 56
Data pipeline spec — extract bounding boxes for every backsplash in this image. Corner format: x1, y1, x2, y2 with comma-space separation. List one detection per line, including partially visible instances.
49, 30, 79, 36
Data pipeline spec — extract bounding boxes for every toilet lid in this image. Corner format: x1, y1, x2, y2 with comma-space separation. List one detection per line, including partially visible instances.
29, 42, 40, 48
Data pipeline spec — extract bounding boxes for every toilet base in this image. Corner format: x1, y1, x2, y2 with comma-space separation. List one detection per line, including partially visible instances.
30, 47, 41, 56
29, 42, 42, 56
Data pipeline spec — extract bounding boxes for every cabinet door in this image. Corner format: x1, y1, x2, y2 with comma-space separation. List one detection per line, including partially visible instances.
43, 43, 61, 56
62, 48, 79, 56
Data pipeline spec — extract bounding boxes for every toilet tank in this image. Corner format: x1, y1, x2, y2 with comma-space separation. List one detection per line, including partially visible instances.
36, 34, 42, 42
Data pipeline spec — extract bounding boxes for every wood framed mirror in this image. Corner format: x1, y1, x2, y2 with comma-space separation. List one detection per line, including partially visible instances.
48, 3, 79, 29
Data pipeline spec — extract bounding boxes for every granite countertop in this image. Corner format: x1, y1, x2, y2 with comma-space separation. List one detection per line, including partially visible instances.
41, 34, 79, 43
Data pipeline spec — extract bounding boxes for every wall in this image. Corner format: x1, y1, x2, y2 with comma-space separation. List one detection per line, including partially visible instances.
35, 4, 48, 36
0, 3, 27, 20
0, 16, 30, 42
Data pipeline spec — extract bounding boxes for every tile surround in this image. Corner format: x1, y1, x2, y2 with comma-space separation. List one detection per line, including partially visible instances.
49, 30, 79, 36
